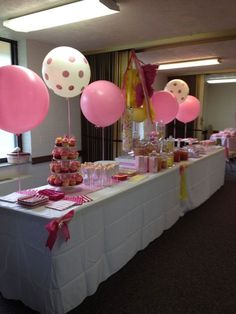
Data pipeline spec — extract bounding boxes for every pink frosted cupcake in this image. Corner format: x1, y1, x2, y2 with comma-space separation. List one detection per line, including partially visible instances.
54, 176, 62, 186
52, 148, 61, 159
49, 162, 55, 172
75, 173, 83, 184
61, 165, 69, 173
70, 160, 80, 172
61, 150, 68, 160
53, 162, 61, 173
62, 136, 69, 147
68, 136, 76, 147
62, 177, 70, 187
47, 174, 56, 185
68, 151, 76, 160
69, 177, 77, 186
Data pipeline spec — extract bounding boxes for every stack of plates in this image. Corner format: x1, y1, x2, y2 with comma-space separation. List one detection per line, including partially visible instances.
17, 194, 49, 208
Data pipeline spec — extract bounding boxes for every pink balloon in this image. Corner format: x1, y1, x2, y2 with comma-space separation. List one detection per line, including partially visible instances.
151, 90, 179, 124
80, 80, 125, 127
0, 65, 49, 134
176, 95, 201, 123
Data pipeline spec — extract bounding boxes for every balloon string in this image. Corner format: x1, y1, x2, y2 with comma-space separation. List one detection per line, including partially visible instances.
67, 98, 71, 137
17, 151, 21, 192
18, 176, 21, 192
102, 127, 105, 161
184, 123, 187, 139
173, 119, 176, 138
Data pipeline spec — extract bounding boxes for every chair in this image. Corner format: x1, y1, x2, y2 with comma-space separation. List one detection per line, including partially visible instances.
225, 137, 236, 170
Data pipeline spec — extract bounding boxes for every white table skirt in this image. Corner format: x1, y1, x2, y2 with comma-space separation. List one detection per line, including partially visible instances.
180, 147, 225, 212
0, 148, 225, 314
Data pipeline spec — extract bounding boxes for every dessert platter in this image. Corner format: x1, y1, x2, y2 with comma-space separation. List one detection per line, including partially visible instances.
47, 135, 83, 189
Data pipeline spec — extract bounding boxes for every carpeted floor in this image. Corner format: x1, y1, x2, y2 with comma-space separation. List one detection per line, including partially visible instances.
1, 162, 236, 314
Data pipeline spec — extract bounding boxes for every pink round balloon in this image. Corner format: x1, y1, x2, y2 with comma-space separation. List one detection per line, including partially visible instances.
176, 95, 201, 123
0, 65, 49, 134
151, 90, 179, 124
80, 80, 125, 127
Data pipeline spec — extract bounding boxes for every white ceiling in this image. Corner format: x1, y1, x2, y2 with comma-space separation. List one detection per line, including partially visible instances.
1, 0, 236, 75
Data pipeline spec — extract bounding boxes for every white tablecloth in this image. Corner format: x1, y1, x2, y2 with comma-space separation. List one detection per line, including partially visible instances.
210, 133, 229, 146
180, 147, 225, 212
0, 148, 225, 314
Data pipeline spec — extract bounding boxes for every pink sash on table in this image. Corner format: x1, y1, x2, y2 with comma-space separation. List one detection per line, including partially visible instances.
45, 210, 74, 250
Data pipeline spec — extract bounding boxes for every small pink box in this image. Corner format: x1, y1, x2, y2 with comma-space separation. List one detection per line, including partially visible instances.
135, 156, 149, 173
149, 156, 158, 173
144, 156, 149, 172
135, 156, 145, 173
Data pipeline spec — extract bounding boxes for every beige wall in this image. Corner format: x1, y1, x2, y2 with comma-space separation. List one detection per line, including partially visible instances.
203, 83, 236, 131
1, 39, 83, 193
17, 39, 82, 158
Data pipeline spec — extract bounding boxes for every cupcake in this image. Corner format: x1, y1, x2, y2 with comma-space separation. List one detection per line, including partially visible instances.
61, 165, 69, 173
68, 136, 76, 147
61, 150, 68, 160
68, 151, 76, 160
62, 177, 70, 187
69, 177, 77, 186
75, 173, 83, 184
53, 162, 61, 173
62, 136, 69, 147
54, 176, 62, 186
47, 174, 56, 185
70, 160, 80, 172
55, 136, 63, 147
49, 162, 55, 172
52, 148, 61, 159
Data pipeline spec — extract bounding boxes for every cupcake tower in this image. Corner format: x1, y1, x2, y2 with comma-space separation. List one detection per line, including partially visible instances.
47, 135, 83, 187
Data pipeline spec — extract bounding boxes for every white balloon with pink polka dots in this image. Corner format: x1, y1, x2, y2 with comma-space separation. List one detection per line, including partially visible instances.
42, 46, 91, 98
164, 79, 189, 104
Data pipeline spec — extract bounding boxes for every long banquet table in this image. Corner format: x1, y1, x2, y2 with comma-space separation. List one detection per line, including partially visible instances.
0, 148, 225, 313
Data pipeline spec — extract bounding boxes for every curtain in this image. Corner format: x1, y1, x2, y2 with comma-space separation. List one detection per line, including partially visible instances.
195, 74, 205, 139
81, 51, 130, 162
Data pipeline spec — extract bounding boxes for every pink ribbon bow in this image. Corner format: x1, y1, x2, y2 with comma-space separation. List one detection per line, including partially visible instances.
45, 210, 74, 250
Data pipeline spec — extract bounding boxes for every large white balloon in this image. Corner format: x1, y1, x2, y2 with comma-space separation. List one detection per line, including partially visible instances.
42, 46, 91, 98
165, 79, 189, 104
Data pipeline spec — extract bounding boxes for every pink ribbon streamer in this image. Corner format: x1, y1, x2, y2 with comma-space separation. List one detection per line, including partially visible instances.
131, 51, 153, 125
45, 210, 74, 250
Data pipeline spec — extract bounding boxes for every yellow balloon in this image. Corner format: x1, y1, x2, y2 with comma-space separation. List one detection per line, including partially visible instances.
132, 106, 147, 122
125, 69, 141, 108
141, 99, 155, 122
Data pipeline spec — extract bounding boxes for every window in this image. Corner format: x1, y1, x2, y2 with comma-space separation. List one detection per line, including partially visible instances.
0, 38, 19, 162
0, 130, 17, 158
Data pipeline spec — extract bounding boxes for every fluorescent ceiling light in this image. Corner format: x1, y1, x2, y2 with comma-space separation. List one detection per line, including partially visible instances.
158, 58, 220, 70
3, 0, 120, 32
206, 77, 236, 84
